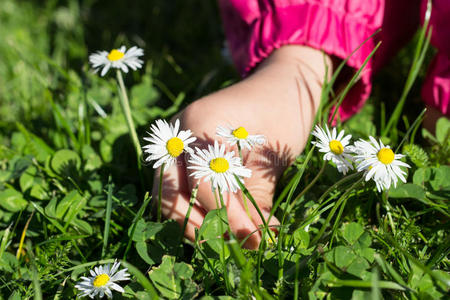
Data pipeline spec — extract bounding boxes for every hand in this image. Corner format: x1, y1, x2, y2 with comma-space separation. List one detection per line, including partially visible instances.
152, 45, 332, 249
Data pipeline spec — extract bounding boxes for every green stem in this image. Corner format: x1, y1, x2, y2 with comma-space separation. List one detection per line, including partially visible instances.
237, 144, 253, 221
181, 184, 198, 240
287, 161, 327, 213
383, 192, 397, 235
116, 70, 144, 183
235, 176, 275, 244
157, 163, 165, 222
216, 186, 232, 294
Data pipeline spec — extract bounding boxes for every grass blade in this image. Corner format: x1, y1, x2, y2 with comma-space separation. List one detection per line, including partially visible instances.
102, 175, 113, 259
26, 240, 43, 300
325, 279, 405, 291
121, 260, 159, 299
123, 193, 152, 260
329, 42, 381, 125
382, 0, 432, 138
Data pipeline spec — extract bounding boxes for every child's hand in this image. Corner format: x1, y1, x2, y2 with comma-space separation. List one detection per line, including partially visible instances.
152, 45, 332, 249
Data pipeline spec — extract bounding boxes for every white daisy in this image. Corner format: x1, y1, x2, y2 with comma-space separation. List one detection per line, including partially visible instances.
188, 141, 251, 193
216, 125, 266, 150
89, 46, 144, 76
74, 260, 130, 299
143, 119, 196, 169
311, 124, 354, 174
353, 136, 410, 192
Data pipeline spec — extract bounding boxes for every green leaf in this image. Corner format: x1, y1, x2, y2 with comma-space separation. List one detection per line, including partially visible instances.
0, 252, 18, 273
148, 255, 198, 299
429, 166, 450, 191
198, 208, 228, 240
50, 149, 81, 175
359, 247, 375, 264
200, 297, 235, 300
45, 197, 58, 218
346, 257, 370, 278
71, 219, 93, 235
129, 219, 148, 242
7, 290, 22, 300
29, 179, 48, 200
16, 123, 54, 162
292, 228, 310, 249
351, 290, 372, 300
135, 241, 156, 265
19, 166, 37, 192
435, 117, 450, 145
389, 183, 426, 201
81, 145, 102, 171
413, 168, 431, 187
99, 133, 121, 163
334, 246, 356, 269
355, 232, 372, 249
8, 155, 33, 181
131, 220, 181, 264
129, 220, 165, 242
0, 189, 27, 212
19, 166, 48, 200
55, 190, 83, 219
342, 222, 364, 245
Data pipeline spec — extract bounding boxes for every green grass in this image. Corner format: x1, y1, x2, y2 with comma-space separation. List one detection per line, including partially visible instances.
0, 0, 449, 299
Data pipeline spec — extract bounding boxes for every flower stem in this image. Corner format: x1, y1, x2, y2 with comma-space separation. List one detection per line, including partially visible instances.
157, 163, 165, 222
216, 186, 232, 295
116, 70, 144, 182
237, 144, 253, 221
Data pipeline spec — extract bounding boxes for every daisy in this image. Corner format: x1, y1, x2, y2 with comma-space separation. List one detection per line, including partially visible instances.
75, 260, 130, 299
311, 124, 354, 174
143, 119, 196, 169
89, 46, 144, 76
216, 125, 266, 150
353, 136, 410, 191
188, 141, 251, 193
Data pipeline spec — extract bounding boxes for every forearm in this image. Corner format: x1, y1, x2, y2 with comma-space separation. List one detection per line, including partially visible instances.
198, 45, 332, 156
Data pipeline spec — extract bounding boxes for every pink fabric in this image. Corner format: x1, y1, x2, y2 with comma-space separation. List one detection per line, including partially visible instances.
421, 0, 450, 116
219, 0, 450, 120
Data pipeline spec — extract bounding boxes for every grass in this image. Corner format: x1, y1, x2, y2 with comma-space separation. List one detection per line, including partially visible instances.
0, 0, 449, 299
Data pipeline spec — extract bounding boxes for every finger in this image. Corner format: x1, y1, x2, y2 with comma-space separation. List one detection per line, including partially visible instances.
240, 192, 281, 235
238, 143, 291, 235
152, 154, 206, 242
161, 190, 205, 242
222, 190, 262, 249
191, 178, 262, 249
239, 169, 281, 234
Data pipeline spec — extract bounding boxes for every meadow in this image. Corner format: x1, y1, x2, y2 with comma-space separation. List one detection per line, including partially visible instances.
0, 0, 449, 299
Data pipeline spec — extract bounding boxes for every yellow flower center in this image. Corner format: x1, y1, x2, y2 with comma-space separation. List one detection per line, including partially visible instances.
166, 137, 184, 157
209, 158, 229, 173
93, 274, 110, 287
329, 140, 344, 155
377, 148, 395, 165
107, 49, 125, 61
232, 127, 249, 139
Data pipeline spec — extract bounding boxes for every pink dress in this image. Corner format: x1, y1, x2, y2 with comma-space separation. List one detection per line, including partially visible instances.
219, 0, 450, 120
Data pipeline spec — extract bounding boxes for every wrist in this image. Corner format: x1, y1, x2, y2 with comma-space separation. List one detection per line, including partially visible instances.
256, 45, 333, 82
